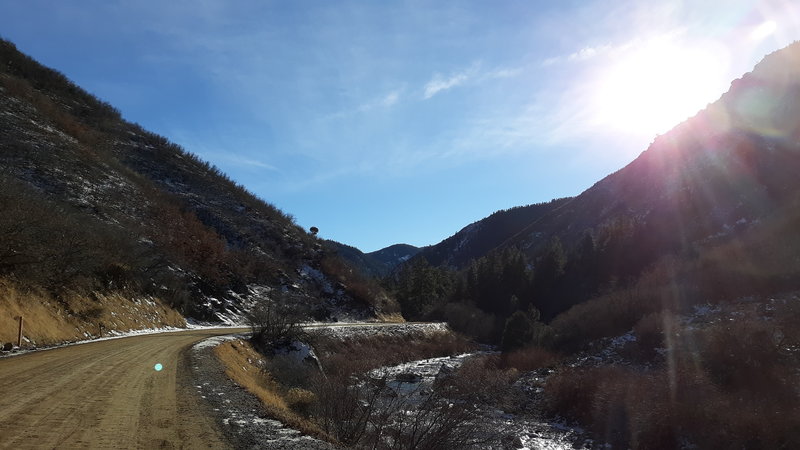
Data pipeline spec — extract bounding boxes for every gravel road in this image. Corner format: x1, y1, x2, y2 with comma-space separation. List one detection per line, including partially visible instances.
0, 322, 446, 449
0, 328, 246, 449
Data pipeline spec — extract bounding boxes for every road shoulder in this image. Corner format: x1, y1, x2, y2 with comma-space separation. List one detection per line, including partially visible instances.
188, 335, 333, 450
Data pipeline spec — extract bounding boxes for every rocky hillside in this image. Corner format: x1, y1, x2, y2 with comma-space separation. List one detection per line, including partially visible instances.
0, 39, 398, 328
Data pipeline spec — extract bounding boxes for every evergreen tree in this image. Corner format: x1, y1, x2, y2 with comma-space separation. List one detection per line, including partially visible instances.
389, 257, 453, 320
532, 237, 567, 318
501, 310, 534, 351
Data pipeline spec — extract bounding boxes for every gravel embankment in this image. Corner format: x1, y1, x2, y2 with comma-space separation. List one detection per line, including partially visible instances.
188, 335, 334, 450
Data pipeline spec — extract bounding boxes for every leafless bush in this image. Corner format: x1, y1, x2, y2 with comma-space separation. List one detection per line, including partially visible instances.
246, 294, 307, 352
310, 369, 389, 447
544, 345, 800, 449
305, 330, 501, 449
443, 302, 495, 342
378, 387, 506, 450
492, 346, 560, 371
439, 356, 521, 412
310, 362, 508, 449
699, 318, 785, 394
551, 285, 665, 351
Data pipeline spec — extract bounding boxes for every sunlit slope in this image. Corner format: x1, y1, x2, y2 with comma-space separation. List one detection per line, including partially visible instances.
0, 38, 397, 324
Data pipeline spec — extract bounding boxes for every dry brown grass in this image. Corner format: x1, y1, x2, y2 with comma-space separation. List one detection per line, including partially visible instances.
375, 312, 405, 323
212, 339, 331, 442
0, 277, 185, 347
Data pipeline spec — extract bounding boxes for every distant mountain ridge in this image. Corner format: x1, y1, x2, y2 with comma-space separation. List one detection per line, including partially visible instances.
369, 244, 421, 267
416, 199, 570, 269
325, 241, 420, 277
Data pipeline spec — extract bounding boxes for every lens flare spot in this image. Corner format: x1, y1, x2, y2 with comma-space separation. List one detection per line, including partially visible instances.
154, 363, 163, 372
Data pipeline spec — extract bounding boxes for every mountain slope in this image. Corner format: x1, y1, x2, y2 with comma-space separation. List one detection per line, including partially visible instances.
324, 241, 420, 277
418, 42, 800, 277
0, 39, 397, 330
368, 244, 421, 269
389, 41, 800, 328
510, 41, 800, 258
416, 199, 570, 269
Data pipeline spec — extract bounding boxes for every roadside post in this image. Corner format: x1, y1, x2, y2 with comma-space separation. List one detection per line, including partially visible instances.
16, 315, 23, 347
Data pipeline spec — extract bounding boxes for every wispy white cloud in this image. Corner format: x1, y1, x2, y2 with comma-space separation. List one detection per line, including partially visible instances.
360, 89, 400, 111
482, 67, 523, 80
423, 71, 470, 99
325, 89, 403, 120
423, 63, 519, 99
542, 44, 614, 66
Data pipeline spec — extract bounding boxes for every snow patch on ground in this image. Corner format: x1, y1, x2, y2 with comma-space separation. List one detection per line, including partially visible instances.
300, 265, 334, 294
192, 334, 245, 351
310, 322, 449, 340
371, 352, 589, 449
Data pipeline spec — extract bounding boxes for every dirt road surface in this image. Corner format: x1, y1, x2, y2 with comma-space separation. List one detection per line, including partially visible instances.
0, 328, 246, 449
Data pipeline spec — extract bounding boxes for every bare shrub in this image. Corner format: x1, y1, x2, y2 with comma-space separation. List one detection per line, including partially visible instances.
493, 346, 560, 371
633, 311, 666, 348
699, 318, 786, 394
246, 294, 307, 352
618, 310, 676, 361
379, 388, 506, 450
443, 302, 495, 342
543, 366, 604, 424
544, 354, 800, 449
310, 369, 388, 447
441, 356, 520, 411
310, 360, 508, 449
213, 340, 329, 440
304, 329, 494, 448
551, 285, 667, 351
773, 298, 800, 351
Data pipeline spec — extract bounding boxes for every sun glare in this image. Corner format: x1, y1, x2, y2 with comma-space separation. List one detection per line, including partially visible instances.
751, 20, 777, 41
592, 39, 729, 138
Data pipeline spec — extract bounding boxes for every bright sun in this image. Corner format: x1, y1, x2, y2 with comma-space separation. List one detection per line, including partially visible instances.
592, 39, 729, 138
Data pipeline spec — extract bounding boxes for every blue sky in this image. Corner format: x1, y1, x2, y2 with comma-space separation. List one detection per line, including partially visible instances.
1, 0, 798, 252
